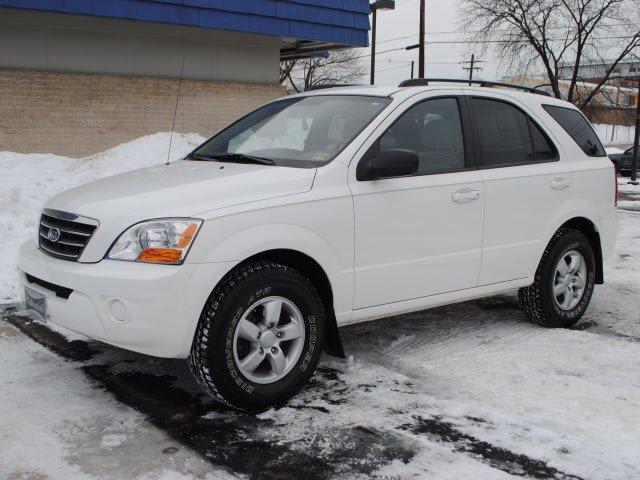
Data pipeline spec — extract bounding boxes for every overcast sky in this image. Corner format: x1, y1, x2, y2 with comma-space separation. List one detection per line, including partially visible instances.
355, 0, 501, 86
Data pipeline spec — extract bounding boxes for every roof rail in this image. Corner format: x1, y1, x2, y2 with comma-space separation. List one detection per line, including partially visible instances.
398, 78, 551, 96
305, 84, 363, 91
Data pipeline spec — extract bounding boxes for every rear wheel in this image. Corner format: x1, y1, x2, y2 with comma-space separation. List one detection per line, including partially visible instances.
519, 228, 596, 328
189, 261, 326, 411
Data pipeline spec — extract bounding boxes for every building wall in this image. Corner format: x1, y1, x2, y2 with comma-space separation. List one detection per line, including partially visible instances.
0, 8, 286, 156
559, 62, 640, 81
0, 69, 285, 156
0, 8, 281, 83
583, 105, 636, 127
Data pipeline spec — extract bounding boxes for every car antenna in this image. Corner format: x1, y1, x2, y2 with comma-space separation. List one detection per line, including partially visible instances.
166, 55, 186, 165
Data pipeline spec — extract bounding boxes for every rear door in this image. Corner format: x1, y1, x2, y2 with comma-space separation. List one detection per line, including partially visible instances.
466, 93, 565, 285
349, 91, 485, 309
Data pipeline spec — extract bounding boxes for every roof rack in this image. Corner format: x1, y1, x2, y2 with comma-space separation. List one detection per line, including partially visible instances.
398, 78, 551, 96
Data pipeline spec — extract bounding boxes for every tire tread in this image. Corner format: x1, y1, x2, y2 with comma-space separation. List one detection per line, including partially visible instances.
188, 260, 321, 408
518, 227, 572, 327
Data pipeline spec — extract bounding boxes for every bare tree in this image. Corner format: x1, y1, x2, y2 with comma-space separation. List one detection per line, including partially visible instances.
280, 49, 366, 93
279, 60, 296, 85
460, 0, 640, 108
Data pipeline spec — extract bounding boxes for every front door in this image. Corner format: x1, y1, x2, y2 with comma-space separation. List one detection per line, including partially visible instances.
349, 93, 484, 309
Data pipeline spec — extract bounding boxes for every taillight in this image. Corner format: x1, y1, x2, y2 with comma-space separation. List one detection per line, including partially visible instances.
614, 166, 618, 206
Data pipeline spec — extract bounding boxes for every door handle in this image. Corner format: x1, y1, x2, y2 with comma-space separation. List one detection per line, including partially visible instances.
452, 188, 480, 204
551, 177, 572, 190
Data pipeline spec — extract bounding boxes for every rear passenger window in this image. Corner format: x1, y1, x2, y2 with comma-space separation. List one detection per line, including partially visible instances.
542, 105, 607, 157
542, 105, 606, 157
377, 97, 466, 175
472, 98, 557, 167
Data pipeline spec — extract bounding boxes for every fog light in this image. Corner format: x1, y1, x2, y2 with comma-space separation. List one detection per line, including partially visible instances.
110, 299, 127, 323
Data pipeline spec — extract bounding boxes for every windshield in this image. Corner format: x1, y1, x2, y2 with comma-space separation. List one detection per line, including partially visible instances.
190, 95, 391, 167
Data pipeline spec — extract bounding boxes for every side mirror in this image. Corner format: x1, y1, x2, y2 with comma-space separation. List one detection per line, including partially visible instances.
358, 148, 419, 181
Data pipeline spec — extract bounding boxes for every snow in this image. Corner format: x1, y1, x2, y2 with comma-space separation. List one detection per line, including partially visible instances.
0, 132, 205, 302
1, 132, 640, 479
618, 179, 640, 213
594, 123, 635, 145
605, 146, 624, 155
0, 315, 233, 480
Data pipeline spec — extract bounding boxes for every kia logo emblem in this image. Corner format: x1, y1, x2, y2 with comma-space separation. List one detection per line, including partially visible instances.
47, 228, 61, 242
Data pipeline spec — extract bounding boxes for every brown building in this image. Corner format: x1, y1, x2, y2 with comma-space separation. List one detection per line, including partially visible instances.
0, 1, 370, 156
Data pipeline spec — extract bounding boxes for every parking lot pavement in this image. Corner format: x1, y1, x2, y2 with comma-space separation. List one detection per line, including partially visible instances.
2, 211, 640, 480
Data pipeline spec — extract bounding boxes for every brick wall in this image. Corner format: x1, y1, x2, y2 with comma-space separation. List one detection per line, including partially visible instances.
0, 69, 285, 157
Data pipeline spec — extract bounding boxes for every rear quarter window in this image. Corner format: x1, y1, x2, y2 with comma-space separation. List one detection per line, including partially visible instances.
542, 105, 606, 157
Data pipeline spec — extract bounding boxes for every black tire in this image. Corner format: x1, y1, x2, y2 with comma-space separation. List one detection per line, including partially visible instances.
518, 228, 596, 328
188, 261, 326, 411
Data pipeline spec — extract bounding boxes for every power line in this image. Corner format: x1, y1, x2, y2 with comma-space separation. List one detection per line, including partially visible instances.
375, 25, 640, 46
375, 63, 412, 73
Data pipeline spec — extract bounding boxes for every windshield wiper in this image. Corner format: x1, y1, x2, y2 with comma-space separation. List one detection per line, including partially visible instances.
185, 153, 217, 161
186, 152, 275, 165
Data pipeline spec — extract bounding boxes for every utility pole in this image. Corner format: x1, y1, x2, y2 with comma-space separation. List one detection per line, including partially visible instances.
369, 0, 395, 85
411, 60, 414, 79
370, 7, 377, 85
418, 0, 425, 78
630, 73, 640, 185
461, 54, 483, 85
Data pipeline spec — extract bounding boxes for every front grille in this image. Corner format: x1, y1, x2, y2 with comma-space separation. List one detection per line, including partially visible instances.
38, 209, 99, 261
25, 273, 73, 299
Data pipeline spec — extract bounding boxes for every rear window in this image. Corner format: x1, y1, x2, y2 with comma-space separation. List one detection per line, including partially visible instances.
542, 105, 606, 157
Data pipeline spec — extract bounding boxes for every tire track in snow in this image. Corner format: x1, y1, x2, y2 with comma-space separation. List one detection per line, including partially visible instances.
3, 312, 416, 480
402, 416, 583, 480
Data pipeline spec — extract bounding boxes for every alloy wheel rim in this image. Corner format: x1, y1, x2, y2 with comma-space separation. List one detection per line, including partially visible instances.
553, 250, 587, 311
232, 296, 306, 384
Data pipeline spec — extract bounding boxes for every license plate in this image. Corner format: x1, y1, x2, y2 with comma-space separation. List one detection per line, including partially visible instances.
24, 286, 46, 322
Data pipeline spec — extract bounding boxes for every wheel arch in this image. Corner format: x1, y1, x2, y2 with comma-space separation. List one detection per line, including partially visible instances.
225, 249, 345, 358
558, 217, 604, 284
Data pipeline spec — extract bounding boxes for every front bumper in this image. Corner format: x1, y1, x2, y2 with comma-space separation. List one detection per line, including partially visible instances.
17, 241, 235, 358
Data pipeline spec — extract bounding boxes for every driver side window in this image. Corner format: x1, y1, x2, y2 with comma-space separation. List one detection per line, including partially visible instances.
375, 97, 466, 176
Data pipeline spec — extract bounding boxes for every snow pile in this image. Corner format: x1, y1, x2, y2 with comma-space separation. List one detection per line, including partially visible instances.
0, 132, 206, 302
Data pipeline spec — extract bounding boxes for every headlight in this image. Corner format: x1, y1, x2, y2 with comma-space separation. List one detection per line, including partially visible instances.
107, 218, 202, 265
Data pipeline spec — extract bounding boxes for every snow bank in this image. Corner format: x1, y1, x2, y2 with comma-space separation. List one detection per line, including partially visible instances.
0, 132, 206, 302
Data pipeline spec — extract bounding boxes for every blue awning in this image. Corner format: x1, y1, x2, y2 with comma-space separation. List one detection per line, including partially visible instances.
0, 0, 370, 46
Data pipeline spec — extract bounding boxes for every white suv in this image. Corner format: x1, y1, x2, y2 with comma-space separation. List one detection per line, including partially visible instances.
17, 81, 618, 410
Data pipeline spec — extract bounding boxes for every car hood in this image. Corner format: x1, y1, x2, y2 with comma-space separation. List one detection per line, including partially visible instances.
46, 160, 316, 261
48, 160, 316, 219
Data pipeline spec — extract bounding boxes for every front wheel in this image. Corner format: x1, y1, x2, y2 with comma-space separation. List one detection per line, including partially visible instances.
519, 228, 596, 328
189, 261, 326, 411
